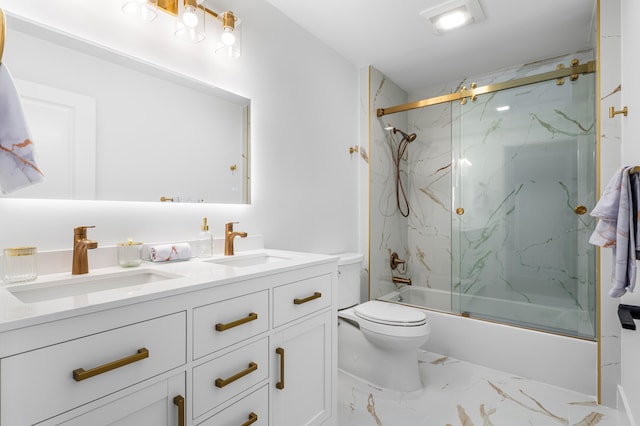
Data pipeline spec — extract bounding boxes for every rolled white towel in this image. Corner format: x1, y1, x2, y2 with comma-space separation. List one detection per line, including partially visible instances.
149, 243, 192, 262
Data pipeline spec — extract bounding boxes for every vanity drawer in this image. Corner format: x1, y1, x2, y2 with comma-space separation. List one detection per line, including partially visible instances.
197, 384, 268, 425
273, 274, 332, 327
1, 312, 186, 426
193, 290, 269, 359
192, 338, 269, 419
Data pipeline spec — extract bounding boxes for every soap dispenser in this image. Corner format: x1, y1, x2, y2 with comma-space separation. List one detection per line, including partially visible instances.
197, 217, 213, 257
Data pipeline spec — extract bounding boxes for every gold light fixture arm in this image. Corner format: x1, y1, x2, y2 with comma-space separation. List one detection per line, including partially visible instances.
196, 3, 236, 31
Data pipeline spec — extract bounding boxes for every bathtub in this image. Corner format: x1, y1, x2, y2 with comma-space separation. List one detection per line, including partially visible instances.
379, 286, 597, 396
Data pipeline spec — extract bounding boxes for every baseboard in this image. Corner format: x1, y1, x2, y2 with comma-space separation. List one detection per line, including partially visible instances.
618, 385, 637, 426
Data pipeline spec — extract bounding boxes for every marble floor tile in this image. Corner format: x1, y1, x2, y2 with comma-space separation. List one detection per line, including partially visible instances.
337, 351, 630, 426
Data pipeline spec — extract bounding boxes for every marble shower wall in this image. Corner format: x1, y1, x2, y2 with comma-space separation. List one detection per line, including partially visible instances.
369, 67, 410, 300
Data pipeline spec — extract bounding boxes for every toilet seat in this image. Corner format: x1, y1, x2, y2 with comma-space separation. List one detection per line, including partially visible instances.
354, 300, 427, 326
338, 301, 430, 339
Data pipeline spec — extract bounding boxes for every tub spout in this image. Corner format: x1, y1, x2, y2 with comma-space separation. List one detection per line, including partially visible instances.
392, 276, 412, 285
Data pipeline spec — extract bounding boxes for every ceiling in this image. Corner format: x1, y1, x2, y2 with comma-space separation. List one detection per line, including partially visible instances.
264, 0, 596, 92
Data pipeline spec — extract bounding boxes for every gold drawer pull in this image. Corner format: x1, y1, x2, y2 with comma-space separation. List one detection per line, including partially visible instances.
215, 362, 258, 388
293, 292, 321, 305
275, 347, 285, 390
215, 312, 258, 332
73, 347, 149, 382
241, 412, 258, 426
173, 395, 185, 426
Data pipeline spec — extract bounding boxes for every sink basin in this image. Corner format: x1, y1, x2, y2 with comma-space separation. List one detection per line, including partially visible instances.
7, 269, 183, 303
206, 253, 291, 268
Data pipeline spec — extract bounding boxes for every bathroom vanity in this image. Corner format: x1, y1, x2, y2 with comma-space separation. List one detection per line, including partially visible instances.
0, 250, 337, 426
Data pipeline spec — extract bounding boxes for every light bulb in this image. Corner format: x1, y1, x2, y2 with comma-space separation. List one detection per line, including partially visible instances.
221, 27, 235, 46
436, 10, 468, 31
183, 6, 199, 28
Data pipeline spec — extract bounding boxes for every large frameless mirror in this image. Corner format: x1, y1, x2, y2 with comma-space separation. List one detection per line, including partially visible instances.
2, 13, 250, 204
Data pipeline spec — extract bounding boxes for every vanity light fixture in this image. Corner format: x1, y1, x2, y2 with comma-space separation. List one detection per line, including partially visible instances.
419, 0, 485, 35
122, 0, 242, 58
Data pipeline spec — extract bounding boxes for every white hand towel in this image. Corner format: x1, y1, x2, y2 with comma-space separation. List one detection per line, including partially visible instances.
0, 63, 45, 193
149, 243, 192, 262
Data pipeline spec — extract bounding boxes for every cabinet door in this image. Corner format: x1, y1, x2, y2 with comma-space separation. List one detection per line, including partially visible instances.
271, 311, 331, 426
56, 373, 185, 426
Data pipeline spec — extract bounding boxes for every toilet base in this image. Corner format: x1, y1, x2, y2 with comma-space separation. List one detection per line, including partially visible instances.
338, 318, 424, 392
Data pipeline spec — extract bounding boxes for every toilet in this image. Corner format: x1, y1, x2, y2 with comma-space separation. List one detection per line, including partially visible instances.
337, 253, 431, 392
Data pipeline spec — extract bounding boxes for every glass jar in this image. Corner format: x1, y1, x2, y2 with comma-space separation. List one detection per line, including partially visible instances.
3, 247, 38, 282
117, 241, 143, 267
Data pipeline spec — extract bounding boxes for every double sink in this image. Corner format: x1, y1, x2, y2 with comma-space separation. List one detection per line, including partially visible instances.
5, 252, 292, 304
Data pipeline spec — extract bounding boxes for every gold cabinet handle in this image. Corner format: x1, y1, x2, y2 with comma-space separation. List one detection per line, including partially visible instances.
293, 292, 321, 305
241, 412, 258, 426
215, 312, 258, 332
215, 362, 258, 388
73, 347, 149, 382
173, 395, 185, 426
275, 347, 285, 390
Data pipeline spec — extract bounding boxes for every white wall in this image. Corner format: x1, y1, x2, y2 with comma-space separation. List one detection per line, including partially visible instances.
0, 0, 360, 255
619, 0, 640, 422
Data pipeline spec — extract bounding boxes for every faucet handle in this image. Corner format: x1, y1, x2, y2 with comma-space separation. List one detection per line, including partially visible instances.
225, 221, 239, 231
74, 225, 96, 237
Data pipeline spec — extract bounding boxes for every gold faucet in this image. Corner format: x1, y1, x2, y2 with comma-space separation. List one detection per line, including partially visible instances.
224, 222, 248, 256
72, 226, 98, 275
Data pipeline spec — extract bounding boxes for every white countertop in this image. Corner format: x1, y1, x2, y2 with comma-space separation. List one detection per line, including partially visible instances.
0, 248, 339, 332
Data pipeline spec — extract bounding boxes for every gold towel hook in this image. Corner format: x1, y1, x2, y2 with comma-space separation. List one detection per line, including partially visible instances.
0, 8, 6, 65
609, 106, 628, 118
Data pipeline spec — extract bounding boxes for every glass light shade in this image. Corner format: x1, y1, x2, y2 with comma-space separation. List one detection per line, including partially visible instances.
122, 0, 158, 22
175, 4, 206, 43
214, 15, 242, 58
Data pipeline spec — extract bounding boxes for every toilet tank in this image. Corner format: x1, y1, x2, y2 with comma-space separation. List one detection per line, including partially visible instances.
338, 253, 364, 309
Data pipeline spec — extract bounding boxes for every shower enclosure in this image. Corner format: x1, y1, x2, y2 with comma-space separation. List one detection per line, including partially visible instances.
372, 51, 597, 339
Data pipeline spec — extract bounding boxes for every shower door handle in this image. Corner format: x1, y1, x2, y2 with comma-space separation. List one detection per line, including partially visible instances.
573, 205, 587, 215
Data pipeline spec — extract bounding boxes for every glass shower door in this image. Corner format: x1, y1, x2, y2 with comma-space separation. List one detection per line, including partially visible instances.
452, 73, 597, 339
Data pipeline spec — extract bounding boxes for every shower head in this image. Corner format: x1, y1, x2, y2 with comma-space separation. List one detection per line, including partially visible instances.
385, 126, 417, 142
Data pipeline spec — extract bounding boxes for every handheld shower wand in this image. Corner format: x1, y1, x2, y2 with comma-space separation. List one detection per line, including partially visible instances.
385, 126, 417, 217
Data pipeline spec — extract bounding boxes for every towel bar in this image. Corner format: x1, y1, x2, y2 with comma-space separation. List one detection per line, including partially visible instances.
618, 304, 640, 330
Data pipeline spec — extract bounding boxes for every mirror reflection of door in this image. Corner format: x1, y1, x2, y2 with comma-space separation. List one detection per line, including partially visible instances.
13, 79, 96, 200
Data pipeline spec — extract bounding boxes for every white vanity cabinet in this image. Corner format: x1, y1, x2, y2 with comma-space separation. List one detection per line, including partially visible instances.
271, 311, 332, 426
55, 373, 186, 426
1, 311, 187, 426
0, 253, 337, 426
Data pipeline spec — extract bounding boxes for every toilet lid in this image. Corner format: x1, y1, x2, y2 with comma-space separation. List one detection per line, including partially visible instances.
354, 301, 427, 326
